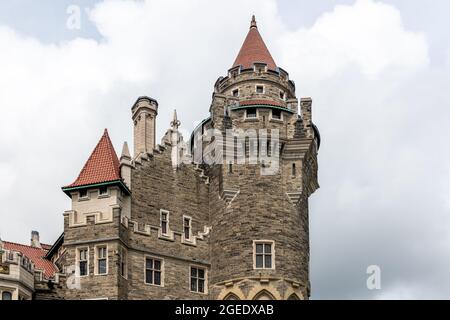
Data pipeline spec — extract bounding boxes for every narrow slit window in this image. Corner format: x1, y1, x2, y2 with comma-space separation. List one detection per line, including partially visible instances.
160, 211, 169, 235
184, 217, 191, 240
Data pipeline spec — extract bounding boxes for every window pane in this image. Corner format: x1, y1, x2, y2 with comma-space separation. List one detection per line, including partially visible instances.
184, 227, 190, 239
191, 278, 197, 292
154, 260, 161, 270
146, 270, 153, 284
198, 279, 205, 293
80, 261, 87, 276
264, 244, 272, 254
247, 108, 257, 117
265, 255, 272, 268
98, 259, 107, 274
154, 271, 161, 285
256, 244, 263, 254
256, 255, 263, 268
2, 292, 12, 300
146, 259, 153, 270
198, 269, 205, 279
191, 267, 197, 277
161, 222, 167, 234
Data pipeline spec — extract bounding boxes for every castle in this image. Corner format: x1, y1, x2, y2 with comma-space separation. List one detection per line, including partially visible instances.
0, 16, 320, 300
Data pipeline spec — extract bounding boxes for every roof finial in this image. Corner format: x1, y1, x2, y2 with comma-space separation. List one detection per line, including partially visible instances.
250, 15, 257, 29
170, 109, 180, 130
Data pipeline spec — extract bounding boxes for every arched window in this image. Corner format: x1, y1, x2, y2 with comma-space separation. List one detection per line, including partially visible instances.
287, 293, 300, 300
253, 290, 275, 300
224, 293, 240, 300
2, 291, 12, 300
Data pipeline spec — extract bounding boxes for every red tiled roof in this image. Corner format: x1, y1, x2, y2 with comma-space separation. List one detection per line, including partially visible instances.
240, 99, 284, 107
3, 241, 58, 279
64, 129, 121, 189
232, 15, 277, 70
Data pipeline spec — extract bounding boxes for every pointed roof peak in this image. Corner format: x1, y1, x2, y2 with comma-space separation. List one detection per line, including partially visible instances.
171, 109, 180, 130
250, 15, 257, 28
63, 129, 121, 189
232, 16, 277, 70
121, 141, 131, 160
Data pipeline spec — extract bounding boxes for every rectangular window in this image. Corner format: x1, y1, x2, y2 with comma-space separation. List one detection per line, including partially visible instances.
96, 246, 107, 275
160, 211, 169, 235
254, 241, 274, 269
99, 186, 108, 196
119, 247, 127, 278
256, 85, 264, 93
184, 217, 191, 240
232, 89, 239, 97
79, 189, 88, 199
190, 267, 206, 293
78, 248, 88, 276
145, 258, 162, 286
271, 109, 281, 120
246, 108, 257, 118
280, 90, 285, 100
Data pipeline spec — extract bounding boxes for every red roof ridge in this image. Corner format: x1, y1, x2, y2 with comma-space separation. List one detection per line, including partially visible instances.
232, 15, 277, 70
63, 129, 121, 189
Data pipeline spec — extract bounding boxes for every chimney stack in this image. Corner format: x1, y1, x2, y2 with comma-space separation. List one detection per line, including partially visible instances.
31, 231, 41, 248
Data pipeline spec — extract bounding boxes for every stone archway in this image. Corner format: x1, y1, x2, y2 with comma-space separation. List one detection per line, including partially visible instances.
224, 293, 240, 300
253, 289, 276, 300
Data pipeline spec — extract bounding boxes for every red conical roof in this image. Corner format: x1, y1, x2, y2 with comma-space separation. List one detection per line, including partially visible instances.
64, 129, 121, 189
232, 15, 277, 70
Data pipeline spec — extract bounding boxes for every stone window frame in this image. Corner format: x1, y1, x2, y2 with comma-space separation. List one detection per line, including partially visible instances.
76, 246, 90, 277
98, 186, 109, 198
78, 189, 90, 201
182, 215, 193, 243
1, 290, 13, 300
94, 244, 108, 276
255, 84, 265, 94
119, 246, 128, 279
231, 88, 239, 97
189, 265, 208, 295
158, 209, 175, 240
144, 255, 165, 287
245, 108, 259, 120
269, 109, 284, 122
253, 240, 276, 270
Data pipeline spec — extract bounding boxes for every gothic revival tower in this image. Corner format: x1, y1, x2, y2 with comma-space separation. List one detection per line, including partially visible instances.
197, 15, 320, 300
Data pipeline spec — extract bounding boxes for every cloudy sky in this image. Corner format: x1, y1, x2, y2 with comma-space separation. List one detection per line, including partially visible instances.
0, 0, 449, 299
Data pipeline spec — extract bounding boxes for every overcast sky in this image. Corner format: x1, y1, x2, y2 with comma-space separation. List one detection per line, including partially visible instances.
0, 0, 449, 299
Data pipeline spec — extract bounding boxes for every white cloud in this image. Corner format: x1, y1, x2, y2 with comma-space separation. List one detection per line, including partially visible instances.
278, 0, 429, 82
0, 0, 448, 299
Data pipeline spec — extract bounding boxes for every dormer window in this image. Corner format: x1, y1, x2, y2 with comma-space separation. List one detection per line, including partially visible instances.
232, 89, 239, 97
256, 85, 264, 94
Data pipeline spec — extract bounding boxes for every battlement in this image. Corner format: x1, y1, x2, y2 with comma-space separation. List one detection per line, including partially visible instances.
215, 64, 295, 97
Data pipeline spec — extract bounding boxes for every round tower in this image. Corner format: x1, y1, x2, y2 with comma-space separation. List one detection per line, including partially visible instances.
205, 16, 320, 300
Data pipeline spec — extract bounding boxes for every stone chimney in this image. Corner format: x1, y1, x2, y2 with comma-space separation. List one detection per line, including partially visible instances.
132, 96, 158, 158
31, 231, 41, 248
300, 97, 314, 139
